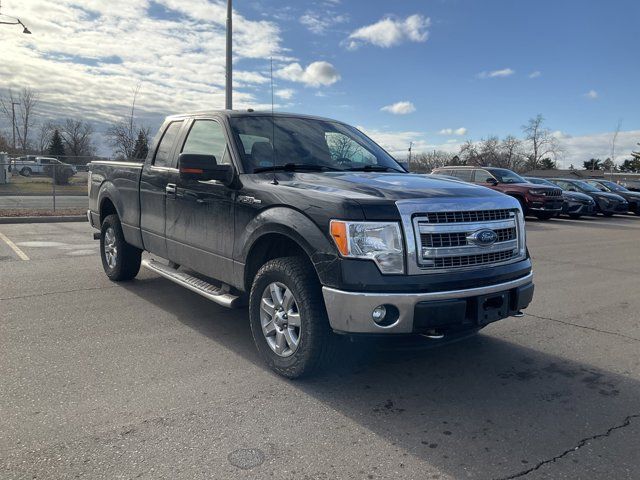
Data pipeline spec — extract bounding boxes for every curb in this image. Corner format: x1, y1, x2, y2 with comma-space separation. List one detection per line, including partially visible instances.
0, 215, 86, 224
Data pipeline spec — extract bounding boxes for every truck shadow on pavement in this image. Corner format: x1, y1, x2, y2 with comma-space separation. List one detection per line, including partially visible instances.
126, 277, 640, 480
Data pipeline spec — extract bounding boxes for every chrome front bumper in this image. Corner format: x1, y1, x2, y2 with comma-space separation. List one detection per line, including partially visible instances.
322, 272, 534, 334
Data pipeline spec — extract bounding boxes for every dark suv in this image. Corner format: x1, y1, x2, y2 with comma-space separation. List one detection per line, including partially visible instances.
548, 178, 628, 216
524, 177, 595, 218
433, 166, 563, 220
584, 179, 640, 215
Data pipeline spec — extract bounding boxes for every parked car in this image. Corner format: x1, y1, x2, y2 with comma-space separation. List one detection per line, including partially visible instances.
524, 176, 595, 218
584, 179, 640, 215
11, 156, 77, 177
548, 178, 628, 216
88, 111, 534, 378
432, 166, 563, 220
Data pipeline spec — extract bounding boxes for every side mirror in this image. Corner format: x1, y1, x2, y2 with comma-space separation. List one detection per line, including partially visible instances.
486, 177, 498, 185
178, 153, 233, 184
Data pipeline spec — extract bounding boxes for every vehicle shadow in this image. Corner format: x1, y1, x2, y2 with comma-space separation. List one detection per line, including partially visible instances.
126, 276, 640, 479
525, 214, 640, 232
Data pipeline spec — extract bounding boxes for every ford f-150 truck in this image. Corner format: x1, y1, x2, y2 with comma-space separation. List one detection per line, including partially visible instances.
88, 111, 534, 378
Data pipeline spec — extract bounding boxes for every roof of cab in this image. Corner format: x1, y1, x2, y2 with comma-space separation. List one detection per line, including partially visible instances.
165, 110, 341, 124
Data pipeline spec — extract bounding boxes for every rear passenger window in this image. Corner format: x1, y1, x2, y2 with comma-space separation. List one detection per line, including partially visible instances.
153, 121, 183, 167
474, 169, 492, 183
454, 169, 473, 181
181, 120, 229, 165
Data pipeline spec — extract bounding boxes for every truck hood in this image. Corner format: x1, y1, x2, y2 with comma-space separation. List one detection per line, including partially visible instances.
279, 171, 506, 201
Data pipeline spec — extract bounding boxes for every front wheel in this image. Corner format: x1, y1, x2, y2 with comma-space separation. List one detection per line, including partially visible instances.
535, 212, 554, 220
569, 213, 582, 219
20, 167, 32, 177
100, 214, 142, 281
249, 256, 335, 378
603, 212, 614, 217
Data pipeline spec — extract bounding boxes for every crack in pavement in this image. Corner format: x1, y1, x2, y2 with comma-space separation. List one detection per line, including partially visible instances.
526, 313, 640, 343
496, 414, 640, 479
0, 285, 119, 301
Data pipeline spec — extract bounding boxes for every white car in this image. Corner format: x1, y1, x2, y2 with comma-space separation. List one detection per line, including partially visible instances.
12, 156, 77, 176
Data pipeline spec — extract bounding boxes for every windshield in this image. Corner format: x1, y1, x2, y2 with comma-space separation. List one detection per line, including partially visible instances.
573, 181, 600, 193
525, 177, 555, 186
229, 116, 404, 174
598, 180, 628, 192
488, 168, 527, 184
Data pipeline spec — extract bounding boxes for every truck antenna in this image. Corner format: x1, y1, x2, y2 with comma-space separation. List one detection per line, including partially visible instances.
270, 57, 278, 185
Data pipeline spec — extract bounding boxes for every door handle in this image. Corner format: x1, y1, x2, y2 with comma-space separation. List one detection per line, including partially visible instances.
165, 183, 176, 195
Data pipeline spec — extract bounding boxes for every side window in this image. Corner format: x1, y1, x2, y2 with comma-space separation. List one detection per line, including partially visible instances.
474, 169, 492, 183
325, 132, 377, 165
454, 169, 473, 181
153, 121, 183, 167
181, 120, 229, 165
555, 180, 569, 190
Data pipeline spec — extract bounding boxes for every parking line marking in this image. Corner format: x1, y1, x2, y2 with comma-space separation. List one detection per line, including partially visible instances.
0, 232, 30, 261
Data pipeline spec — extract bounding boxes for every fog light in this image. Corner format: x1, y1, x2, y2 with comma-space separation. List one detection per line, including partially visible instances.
372, 305, 387, 323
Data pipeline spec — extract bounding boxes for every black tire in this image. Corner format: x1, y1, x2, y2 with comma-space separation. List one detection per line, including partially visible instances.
100, 214, 142, 281
515, 197, 528, 218
603, 212, 614, 217
20, 167, 31, 177
535, 212, 554, 220
569, 213, 582, 219
249, 256, 336, 379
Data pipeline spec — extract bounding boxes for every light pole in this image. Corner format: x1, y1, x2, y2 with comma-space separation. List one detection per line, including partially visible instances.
225, 0, 232, 110
0, 1, 32, 34
11, 101, 18, 151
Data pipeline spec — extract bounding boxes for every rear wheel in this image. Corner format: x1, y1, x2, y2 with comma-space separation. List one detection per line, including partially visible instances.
20, 167, 31, 177
100, 214, 142, 281
249, 256, 335, 378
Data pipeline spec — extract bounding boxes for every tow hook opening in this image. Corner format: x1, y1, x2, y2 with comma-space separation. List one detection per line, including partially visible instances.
482, 295, 504, 311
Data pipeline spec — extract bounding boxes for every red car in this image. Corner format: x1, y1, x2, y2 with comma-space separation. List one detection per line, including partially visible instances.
432, 166, 563, 219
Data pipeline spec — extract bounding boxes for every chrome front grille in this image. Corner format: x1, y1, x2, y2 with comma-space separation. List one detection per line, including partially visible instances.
413, 210, 522, 271
423, 209, 512, 223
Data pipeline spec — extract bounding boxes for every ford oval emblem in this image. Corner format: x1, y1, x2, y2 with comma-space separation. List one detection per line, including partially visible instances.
468, 229, 498, 247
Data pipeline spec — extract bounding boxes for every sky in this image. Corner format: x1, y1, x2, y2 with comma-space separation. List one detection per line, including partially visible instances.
1, 0, 639, 166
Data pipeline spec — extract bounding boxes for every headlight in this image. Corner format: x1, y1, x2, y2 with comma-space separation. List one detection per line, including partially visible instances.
529, 188, 547, 196
330, 220, 404, 274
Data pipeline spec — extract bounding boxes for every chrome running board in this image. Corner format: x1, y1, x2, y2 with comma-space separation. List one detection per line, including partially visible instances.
142, 259, 242, 308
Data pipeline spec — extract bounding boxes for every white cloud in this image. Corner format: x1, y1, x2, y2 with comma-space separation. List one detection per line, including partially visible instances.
556, 130, 639, 166
347, 14, 430, 49
275, 61, 341, 87
381, 101, 416, 115
0, 0, 287, 144
439, 127, 467, 136
274, 88, 295, 100
584, 89, 599, 99
477, 68, 515, 79
300, 11, 348, 35
528, 71, 541, 78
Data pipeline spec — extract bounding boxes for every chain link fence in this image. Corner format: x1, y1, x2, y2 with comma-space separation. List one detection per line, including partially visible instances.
0, 153, 108, 217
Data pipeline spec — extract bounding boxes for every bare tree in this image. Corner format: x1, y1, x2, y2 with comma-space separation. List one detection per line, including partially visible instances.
411, 150, 453, 173
0, 87, 39, 151
499, 135, 526, 171
58, 119, 95, 162
106, 84, 142, 160
522, 114, 561, 170
36, 121, 56, 154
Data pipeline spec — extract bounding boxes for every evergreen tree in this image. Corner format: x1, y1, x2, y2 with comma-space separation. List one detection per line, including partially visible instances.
583, 158, 601, 171
540, 158, 557, 169
632, 142, 640, 161
132, 129, 149, 160
47, 129, 66, 158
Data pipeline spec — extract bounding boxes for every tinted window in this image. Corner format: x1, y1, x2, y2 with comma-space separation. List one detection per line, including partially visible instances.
488, 168, 526, 184
153, 121, 183, 167
181, 120, 229, 165
454, 169, 473, 181
552, 180, 571, 190
325, 132, 377, 165
473, 169, 493, 183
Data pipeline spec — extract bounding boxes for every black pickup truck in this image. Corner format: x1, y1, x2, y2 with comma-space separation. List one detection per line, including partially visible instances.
88, 111, 534, 378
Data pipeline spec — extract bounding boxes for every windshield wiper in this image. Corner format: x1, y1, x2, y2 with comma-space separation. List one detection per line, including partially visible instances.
253, 163, 340, 173
346, 165, 401, 172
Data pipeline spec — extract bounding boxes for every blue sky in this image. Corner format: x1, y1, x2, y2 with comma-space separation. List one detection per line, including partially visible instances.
2, 0, 639, 164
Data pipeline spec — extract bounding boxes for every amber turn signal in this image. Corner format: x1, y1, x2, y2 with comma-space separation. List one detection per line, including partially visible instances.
330, 220, 349, 256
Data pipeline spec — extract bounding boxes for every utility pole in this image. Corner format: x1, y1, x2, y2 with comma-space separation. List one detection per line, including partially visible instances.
408, 141, 413, 170
225, 0, 232, 110
11, 101, 19, 151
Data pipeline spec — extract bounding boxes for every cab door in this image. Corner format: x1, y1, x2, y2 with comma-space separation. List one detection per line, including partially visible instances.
165, 118, 236, 283
140, 120, 183, 258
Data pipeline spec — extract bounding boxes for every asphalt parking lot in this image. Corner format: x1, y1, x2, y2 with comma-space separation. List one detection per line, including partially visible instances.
1, 216, 639, 479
